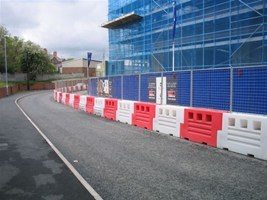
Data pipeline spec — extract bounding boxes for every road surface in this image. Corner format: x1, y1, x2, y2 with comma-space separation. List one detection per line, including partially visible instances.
0, 92, 94, 200
2, 91, 267, 200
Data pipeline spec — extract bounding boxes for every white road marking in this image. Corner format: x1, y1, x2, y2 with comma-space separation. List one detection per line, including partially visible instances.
15, 94, 103, 200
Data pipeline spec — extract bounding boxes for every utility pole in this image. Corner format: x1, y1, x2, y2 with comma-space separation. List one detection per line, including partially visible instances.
4, 37, 8, 95
26, 51, 30, 90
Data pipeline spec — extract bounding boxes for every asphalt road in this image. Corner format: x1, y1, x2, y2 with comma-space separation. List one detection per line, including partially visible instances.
0, 92, 94, 200
3, 91, 267, 200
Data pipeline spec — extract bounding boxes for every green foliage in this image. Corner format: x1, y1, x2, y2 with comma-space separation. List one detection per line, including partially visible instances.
0, 25, 56, 78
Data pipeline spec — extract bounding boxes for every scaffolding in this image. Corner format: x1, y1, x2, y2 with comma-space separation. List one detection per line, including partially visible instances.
105, 0, 266, 75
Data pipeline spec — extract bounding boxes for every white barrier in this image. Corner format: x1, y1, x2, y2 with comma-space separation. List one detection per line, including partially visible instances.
116, 100, 135, 124
56, 92, 62, 103
76, 84, 82, 91
82, 84, 87, 90
94, 97, 105, 116
53, 90, 57, 101
217, 112, 267, 160
61, 93, 66, 104
153, 105, 186, 137
69, 93, 75, 107
79, 95, 87, 111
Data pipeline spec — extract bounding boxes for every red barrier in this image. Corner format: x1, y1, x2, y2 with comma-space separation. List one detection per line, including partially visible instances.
65, 93, 70, 105
132, 102, 156, 130
104, 98, 118, 120
85, 96, 95, 114
180, 108, 224, 147
73, 94, 80, 110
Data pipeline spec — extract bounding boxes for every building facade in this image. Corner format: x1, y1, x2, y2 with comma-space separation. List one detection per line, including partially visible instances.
103, 0, 267, 75
61, 58, 102, 77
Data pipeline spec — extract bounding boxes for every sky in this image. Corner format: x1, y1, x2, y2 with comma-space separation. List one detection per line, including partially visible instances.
0, 0, 109, 60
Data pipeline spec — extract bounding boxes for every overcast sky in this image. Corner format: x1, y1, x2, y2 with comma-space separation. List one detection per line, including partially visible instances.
0, 0, 108, 60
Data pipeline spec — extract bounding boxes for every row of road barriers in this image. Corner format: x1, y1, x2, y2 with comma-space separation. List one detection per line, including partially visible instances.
53, 87, 267, 161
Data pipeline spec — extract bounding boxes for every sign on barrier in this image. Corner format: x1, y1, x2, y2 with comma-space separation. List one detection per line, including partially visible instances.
153, 105, 186, 137
94, 97, 105, 116
104, 98, 118, 120
217, 113, 267, 160
86, 96, 95, 114
79, 95, 87, 111
73, 94, 80, 110
116, 100, 135, 124
132, 102, 156, 130
180, 108, 224, 147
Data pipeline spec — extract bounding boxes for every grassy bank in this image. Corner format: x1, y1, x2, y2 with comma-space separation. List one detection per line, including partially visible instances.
0, 81, 15, 87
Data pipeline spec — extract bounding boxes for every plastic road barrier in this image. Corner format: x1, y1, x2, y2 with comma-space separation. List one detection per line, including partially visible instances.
86, 96, 95, 114
180, 108, 224, 147
217, 112, 267, 160
82, 84, 87, 90
79, 95, 87, 111
61, 93, 66, 104
73, 94, 80, 110
53, 90, 57, 101
104, 98, 118, 120
57, 92, 62, 103
65, 93, 70, 105
94, 97, 105, 117
67, 86, 72, 93
116, 100, 135, 124
153, 105, 186, 137
132, 102, 156, 130
69, 93, 75, 107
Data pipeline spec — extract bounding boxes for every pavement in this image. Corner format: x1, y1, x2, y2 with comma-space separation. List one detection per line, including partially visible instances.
0, 92, 94, 200
12, 91, 267, 200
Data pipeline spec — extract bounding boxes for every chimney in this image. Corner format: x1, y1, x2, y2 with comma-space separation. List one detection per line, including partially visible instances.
53, 51, 57, 58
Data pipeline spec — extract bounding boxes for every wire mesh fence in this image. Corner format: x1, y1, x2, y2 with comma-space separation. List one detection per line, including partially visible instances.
88, 66, 267, 115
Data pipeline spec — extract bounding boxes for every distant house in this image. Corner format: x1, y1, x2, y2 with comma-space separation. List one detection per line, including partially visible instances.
61, 58, 102, 77
50, 51, 62, 72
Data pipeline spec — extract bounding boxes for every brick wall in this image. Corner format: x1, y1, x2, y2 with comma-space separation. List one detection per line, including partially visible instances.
0, 82, 55, 99
62, 67, 96, 77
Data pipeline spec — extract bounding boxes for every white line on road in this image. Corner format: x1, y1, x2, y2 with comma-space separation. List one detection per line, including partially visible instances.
15, 93, 103, 200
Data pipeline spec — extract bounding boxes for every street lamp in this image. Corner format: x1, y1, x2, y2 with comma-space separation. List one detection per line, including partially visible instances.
4, 36, 8, 96
1, 35, 8, 95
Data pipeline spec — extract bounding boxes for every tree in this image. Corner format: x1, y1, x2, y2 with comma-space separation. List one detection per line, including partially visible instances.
0, 25, 56, 76
20, 43, 56, 89
0, 26, 10, 73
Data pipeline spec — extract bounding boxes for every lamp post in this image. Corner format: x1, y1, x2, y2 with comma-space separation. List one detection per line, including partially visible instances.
3, 36, 8, 95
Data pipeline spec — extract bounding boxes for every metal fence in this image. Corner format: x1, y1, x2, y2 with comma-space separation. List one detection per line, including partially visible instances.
88, 66, 267, 115
54, 78, 88, 90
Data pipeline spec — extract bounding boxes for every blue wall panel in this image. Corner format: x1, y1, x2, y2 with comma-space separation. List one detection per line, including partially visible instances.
122, 75, 139, 101
233, 67, 267, 115
88, 78, 98, 96
193, 69, 230, 110
109, 76, 122, 99
163, 71, 191, 106
177, 71, 191, 106
140, 73, 161, 102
